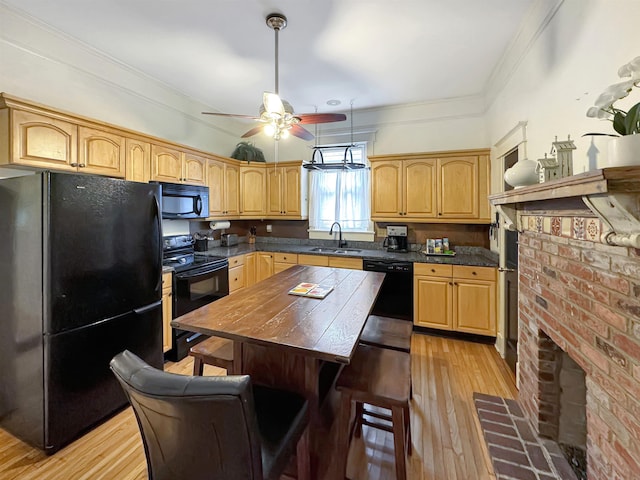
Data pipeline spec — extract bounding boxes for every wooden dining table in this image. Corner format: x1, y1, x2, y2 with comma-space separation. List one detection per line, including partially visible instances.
172, 264, 385, 478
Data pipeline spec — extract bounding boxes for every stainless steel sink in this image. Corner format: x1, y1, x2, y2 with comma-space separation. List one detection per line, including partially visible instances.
309, 247, 337, 253
308, 247, 362, 254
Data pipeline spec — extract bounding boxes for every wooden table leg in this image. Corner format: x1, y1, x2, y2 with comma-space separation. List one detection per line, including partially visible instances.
303, 356, 321, 479
232, 341, 243, 375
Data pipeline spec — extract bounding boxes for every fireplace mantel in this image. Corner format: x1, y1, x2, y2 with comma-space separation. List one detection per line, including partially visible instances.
489, 166, 640, 248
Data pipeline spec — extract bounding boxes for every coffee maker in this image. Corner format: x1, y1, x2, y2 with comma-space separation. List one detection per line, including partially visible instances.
383, 225, 409, 252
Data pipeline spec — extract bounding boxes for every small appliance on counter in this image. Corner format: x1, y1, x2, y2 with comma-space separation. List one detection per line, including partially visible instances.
382, 225, 409, 252
193, 232, 209, 251
221, 233, 239, 247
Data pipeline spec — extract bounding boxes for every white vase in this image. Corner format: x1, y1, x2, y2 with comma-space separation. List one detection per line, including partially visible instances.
504, 158, 539, 189
608, 134, 640, 167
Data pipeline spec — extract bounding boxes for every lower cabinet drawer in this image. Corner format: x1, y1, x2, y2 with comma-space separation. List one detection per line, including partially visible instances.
297, 254, 329, 267
228, 265, 245, 293
274, 252, 298, 264
328, 257, 363, 270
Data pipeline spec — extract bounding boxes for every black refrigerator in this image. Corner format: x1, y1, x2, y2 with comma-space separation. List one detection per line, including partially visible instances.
0, 172, 164, 453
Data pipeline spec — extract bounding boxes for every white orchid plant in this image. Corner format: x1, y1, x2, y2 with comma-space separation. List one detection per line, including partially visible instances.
586, 56, 640, 136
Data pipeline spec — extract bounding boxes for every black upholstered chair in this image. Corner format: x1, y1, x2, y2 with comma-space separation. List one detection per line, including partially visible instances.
110, 350, 310, 480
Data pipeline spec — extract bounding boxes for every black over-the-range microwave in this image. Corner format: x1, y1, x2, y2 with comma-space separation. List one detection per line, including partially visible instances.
152, 182, 210, 219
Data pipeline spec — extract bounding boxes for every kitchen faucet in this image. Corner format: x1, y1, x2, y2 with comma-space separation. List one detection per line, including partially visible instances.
329, 222, 347, 248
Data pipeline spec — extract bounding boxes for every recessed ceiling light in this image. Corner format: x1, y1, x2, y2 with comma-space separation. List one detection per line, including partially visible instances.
326, 99, 341, 106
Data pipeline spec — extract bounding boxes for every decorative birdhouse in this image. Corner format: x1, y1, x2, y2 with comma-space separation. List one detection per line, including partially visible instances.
537, 135, 576, 182
537, 153, 559, 182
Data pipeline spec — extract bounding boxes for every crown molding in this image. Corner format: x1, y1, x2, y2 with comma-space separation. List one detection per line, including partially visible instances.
483, 0, 565, 111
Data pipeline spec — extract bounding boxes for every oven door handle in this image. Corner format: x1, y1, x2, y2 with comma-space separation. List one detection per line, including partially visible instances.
175, 262, 228, 280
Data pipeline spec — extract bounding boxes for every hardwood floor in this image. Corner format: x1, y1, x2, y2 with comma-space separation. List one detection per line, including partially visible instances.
0, 334, 516, 480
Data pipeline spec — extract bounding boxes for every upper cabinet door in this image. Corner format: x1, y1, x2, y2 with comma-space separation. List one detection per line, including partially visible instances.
10, 109, 77, 171
404, 159, 437, 218
282, 166, 302, 217
78, 126, 126, 177
224, 163, 240, 216
207, 159, 225, 216
438, 156, 478, 218
266, 167, 282, 216
183, 152, 207, 186
240, 166, 266, 216
125, 137, 151, 183
151, 144, 183, 183
371, 160, 403, 218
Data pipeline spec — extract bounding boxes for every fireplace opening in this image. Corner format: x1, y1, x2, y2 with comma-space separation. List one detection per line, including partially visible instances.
537, 332, 587, 480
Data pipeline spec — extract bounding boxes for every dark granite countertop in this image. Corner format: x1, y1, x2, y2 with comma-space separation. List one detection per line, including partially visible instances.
197, 241, 498, 268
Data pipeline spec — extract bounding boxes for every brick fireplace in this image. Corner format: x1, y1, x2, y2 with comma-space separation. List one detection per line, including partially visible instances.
517, 214, 640, 479
490, 168, 640, 480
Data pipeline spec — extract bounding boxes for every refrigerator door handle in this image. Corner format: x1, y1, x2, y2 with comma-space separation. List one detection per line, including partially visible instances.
133, 300, 162, 315
153, 194, 163, 293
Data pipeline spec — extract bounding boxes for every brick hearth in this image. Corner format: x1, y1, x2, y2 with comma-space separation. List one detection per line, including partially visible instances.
517, 213, 640, 479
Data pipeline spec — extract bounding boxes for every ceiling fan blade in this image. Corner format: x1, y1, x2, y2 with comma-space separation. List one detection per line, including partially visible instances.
296, 113, 347, 124
202, 112, 260, 120
241, 126, 265, 138
263, 92, 285, 115
290, 124, 314, 141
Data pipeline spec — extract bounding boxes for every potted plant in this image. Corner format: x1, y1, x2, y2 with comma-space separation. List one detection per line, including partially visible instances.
586, 56, 640, 167
230, 141, 266, 163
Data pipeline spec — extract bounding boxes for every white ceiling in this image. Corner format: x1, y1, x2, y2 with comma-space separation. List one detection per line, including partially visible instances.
2, 0, 536, 117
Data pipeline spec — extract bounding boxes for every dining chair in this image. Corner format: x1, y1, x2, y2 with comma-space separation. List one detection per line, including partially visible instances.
110, 350, 310, 480
359, 314, 413, 399
335, 344, 411, 480
358, 315, 412, 353
189, 336, 236, 375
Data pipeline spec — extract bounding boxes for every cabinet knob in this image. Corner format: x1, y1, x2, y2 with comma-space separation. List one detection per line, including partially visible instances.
472, 271, 477, 275
79, 164, 86, 168
70, 162, 79, 167
430, 268, 436, 273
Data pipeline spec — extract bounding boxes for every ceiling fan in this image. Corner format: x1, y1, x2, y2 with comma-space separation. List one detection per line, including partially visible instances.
202, 13, 346, 141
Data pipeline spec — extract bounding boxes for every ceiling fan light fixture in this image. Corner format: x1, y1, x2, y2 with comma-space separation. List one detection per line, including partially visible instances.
263, 124, 276, 137
202, 12, 346, 141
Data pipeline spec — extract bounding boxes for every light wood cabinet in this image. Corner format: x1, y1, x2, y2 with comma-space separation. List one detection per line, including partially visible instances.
208, 157, 240, 217
1, 110, 131, 178
245, 253, 257, 288
78, 126, 126, 177
328, 257, 363, 270
150, 143, 207, 185
413, 263, 496, 336
240, 164, 266, 217
125, 137, 150, 182
228, 254, 245, 294
162, 272, 173, 354
370, 149, 490, 223
266, 163, 307, 218
1, 109, 78, 171
297, 254, 329, 267
371, 159, 436, 219
274, 252, 298, 274
438, 156, 479, 218
256, 252, 274, 282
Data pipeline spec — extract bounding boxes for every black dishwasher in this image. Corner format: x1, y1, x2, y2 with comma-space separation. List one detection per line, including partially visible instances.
363, 259, 413, 321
